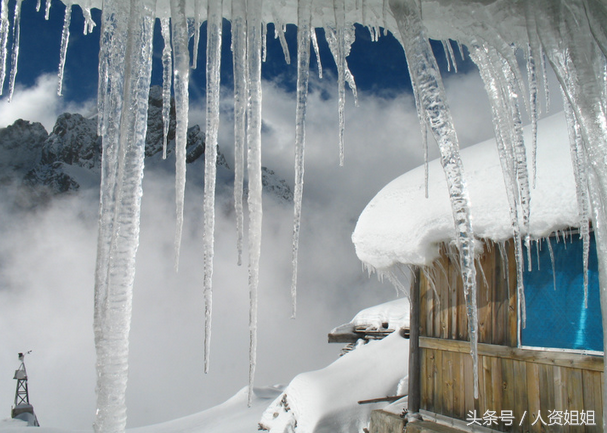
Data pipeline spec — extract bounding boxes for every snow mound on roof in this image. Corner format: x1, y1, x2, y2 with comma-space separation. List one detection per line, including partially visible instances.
352, 111, 579, 269
259, 331, 409, 433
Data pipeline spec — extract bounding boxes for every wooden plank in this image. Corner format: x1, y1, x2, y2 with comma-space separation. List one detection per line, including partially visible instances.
477, 258, 491, 344
434, 348, 444, 415
567, 368, 585, 429
582, 370, 603, 433
456, 254, 467, 341
420, 270, 428, 337
490, 356, 503, 419
409, 269, 422, 416
421, 348, 430, 411
500, 357, 515, 433
538, 363, 557, 432
452, 351, 466, 420
442, 350, 454, 417
419, 337, 604, 372
526, 362, 542, 432
553, 366, 567, 422
425, 348, 436, 413
513, 360, 529, 432
462, 350, 476, 417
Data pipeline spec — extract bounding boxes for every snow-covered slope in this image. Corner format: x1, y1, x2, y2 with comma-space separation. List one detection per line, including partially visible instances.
0, 386, 282, 433
352, 111, 579, 269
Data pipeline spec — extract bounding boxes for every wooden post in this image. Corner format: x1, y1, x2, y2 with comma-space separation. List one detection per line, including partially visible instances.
407, 267, 422, 422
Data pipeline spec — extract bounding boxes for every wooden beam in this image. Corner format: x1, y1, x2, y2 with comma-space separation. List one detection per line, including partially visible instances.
409, 267, 422, 418
419, 336, 604, 372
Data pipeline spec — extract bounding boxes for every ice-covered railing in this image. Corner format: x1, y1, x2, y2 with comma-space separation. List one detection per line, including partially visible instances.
1, 0, 607, 431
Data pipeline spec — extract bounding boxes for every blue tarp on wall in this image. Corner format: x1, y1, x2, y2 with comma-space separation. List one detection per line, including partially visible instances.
522, 233, 603, 352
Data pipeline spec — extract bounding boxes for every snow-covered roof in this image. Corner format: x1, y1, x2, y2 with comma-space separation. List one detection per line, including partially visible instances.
352, 111, 580, 269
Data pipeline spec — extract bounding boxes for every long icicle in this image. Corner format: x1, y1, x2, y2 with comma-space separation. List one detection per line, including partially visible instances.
7, 0, 23, 102
0, 0, 9, 95
93, 1, 155, 431
389, 0, 479, 398
171, 0, 190, 271
57, 1, 73, 96
232, 0, 247, 266
333, 0, 347, 166
160, 17, 172, 160
203, 0, 223, 375
291, 0, 312, 319
246, 0, 264, 407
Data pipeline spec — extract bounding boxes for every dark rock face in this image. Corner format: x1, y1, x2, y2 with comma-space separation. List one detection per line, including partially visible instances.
0, 85, 292, 206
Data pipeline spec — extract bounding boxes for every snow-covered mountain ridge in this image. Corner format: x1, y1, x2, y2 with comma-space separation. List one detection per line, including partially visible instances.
0, 86, 293, 205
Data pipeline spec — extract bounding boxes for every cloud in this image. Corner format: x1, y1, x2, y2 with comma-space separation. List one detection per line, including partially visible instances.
0, 74, 96, 131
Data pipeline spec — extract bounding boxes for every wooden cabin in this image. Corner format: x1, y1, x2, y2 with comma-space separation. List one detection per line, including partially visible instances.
406, 235, 603, 433
353, 113, 605, 433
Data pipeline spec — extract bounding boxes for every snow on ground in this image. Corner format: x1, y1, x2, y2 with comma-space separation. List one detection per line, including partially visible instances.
352, 111, 579, 269
0, 385, 282, 433
259, 330, 409, 433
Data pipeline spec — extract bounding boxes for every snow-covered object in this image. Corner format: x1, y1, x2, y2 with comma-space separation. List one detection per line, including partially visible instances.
353, 111, 578, 269
330, 297, 410, 335
259, 331, 409, 433
349, 297, 410, 330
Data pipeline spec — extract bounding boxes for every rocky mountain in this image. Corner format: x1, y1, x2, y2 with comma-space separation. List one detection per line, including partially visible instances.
0, 86, 292, 206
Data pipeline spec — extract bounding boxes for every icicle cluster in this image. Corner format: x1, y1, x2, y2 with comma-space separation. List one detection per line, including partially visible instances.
2, 0, 607, 430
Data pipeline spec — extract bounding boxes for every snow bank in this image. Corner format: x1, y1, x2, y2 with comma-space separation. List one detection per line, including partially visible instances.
259, 331, 409, 433
0, 386, 282, 433
352, 111, 579, 269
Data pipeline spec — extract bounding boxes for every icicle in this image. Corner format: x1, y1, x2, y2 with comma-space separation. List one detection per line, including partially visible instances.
545, 236, 556, 291
291, 0, 312, 319
457, 41, 465, 61
232, 0, 247, 266
469, 43, 527, 327
389, 0, 478, 398
540, 49, 550, 114
526, 45, 538, 188
160, 17, 172, 160
35, 0, 41, 12
563, 94, 591, 308
441, 40, 452, 72
261, 21, 267, 62
44, 0, 51, 20
536, 238, 540, 271
171, 0, 190, 271
423, 122, 428, 198
0, 0, 9, 96
82, 7, 95, 35
311, 28, 322, 79
246, 0, 264, 407
202, 0, 223, 374
92, 1, 155, 432
332, 0, 347, 166
446, 40, 458, 73
7, 0, 23, 102
191, 0, 203, 69
57, 2, 72, 96
272, 8, 291, 65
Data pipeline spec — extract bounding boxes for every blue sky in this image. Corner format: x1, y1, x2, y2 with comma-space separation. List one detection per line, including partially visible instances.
0, 0, 504, 430
6, 0, 477, 104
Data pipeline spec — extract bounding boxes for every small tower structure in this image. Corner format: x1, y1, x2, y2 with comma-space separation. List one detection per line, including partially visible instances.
11, 352, 39, 426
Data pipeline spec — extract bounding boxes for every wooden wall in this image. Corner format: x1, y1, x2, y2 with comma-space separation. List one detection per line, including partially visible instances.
415, 240, 604, 432
419, 240, 517, 346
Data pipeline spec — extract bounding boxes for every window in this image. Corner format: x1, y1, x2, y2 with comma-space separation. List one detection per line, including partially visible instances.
521, 232, 603, 352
